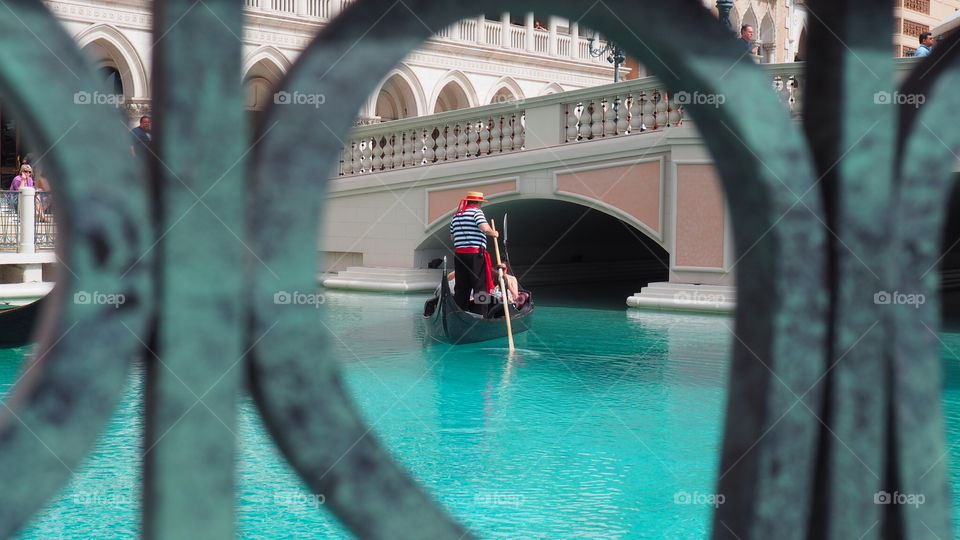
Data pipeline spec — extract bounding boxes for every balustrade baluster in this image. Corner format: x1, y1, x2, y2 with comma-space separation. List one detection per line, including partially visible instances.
604, 98, 616, 136
444, 124, 456, 160
457, 123, 469, 158
490, 117, 502, 153
371, 137, 383, 170
629, 94, 642, 133
667, 95, 680, 126
590, 101, 603, 138
382, 135, 394, 169
423, 128, 436, 163
401, 131, 412, 166
392, 133, 403, 168
641, 93, 655, 130
579, 102, 593, 140
434, 126, 447, 161
466, 122, 479, 157
360, 137, 372, 172
479, 119, 491, 154
615, 97, 628, 134
501, 116, 514, 151
655, 92, 668, 128
566, 104, 580, 142
349, 141, 359, 174
513, 114, 524, 150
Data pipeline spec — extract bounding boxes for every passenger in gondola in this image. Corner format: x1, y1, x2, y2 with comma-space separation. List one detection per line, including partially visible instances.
495, 263, 519, 304
450, 191, 498, 316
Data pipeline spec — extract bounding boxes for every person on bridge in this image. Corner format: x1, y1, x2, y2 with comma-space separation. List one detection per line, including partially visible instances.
450, 191, 498, 316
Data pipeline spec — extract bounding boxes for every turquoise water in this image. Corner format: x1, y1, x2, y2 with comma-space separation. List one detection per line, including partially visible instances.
4, 291, 956, 537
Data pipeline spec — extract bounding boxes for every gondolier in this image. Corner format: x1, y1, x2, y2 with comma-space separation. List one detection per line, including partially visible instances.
450, 191, 498, 316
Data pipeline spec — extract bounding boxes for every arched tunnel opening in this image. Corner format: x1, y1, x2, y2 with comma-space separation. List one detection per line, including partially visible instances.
941, 176, 960, 327
418, 199, 669, 308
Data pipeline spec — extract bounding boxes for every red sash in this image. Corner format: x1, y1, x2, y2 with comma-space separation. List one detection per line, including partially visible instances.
454, 248, 495, 292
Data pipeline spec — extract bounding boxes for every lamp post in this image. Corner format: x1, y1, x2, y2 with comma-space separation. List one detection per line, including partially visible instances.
717, 0, 734, 31
587, 34, 626, 83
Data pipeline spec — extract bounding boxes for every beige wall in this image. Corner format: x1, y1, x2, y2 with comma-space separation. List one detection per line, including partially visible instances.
895, 0, 960, 56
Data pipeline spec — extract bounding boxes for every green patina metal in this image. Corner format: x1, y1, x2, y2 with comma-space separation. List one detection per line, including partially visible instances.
0, 0, 953, 538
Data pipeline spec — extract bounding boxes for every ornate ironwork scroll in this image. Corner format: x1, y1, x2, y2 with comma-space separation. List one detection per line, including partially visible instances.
0, 0, 953, 538
0, 0, 151, 536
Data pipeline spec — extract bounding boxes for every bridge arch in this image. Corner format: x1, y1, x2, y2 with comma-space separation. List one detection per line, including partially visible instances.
429, 70, 479, 113
373, 64, 426, 120
415, 195, 669, 287
242, 47, 290, 112
484, 76, 525, 105
75, 24, 149, 100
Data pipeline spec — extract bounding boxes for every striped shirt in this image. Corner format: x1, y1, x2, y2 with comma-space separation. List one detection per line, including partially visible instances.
450, 207, 488, 249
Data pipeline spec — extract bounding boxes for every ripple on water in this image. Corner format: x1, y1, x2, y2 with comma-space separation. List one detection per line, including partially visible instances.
5, 295, 745, 538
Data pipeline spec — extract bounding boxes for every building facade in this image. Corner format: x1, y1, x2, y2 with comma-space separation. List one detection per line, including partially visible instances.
0, 1, 620, 184
893, 0, 960, 56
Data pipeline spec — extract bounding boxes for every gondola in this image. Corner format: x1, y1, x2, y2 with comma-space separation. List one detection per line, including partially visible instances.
422, 267, 534, 345
0, 295, 46, 348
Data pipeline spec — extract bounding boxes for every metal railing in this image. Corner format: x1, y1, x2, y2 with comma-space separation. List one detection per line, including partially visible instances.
34, 191, 55, 250
0, 189, 55, 252
0, 191, 19, 251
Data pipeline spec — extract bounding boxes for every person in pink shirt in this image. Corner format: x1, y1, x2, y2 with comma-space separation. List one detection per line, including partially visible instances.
10, 164, 34, 191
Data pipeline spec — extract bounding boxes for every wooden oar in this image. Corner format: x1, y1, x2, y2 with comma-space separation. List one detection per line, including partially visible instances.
490, 219, 515, 351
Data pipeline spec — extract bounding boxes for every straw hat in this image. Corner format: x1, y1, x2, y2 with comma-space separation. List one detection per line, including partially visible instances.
464, 191, 485, 202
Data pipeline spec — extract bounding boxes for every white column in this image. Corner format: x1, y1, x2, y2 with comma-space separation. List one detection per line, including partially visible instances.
525, 13, 534, 52
548, 17, 558, 56
295, 0, 307, 16
570, 22, 579, 59
501, 13, 511, 49
476, 15, 486, 45
18, 187, 34, 254
329, 0, 342, 18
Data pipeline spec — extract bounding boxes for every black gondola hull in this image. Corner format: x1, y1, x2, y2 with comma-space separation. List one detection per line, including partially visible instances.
422, 277, 533, 345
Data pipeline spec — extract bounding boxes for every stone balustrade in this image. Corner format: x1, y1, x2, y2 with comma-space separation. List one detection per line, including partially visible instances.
339, 106, 527, 176
241, 3, 607, 65
336, 60, 863, 177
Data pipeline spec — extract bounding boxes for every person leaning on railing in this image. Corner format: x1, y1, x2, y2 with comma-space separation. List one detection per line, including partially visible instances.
10, 164, 51, 223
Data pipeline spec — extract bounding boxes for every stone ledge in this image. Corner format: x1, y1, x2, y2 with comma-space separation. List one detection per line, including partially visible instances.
627, 282, 736, 314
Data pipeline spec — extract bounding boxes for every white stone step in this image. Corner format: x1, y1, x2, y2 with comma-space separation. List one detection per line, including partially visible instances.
322, 267, 442, 293
0, 281, 53, 306
627, 281, 736, 313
